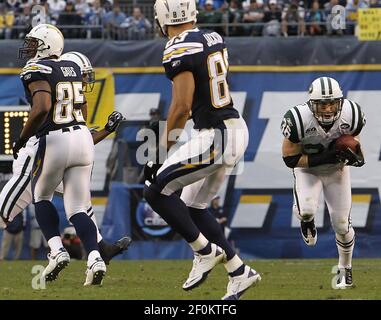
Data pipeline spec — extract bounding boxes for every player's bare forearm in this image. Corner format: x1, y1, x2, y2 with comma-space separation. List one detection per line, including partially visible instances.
163, 106, 189, 150
282, 138, 308, 167
81, 103, 88, 121
20, 81, 51, 141
162, 71, 195, 150
92, 128, 110, 145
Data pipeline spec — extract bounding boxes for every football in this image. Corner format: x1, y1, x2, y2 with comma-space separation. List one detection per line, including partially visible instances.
335, 134, 359, 152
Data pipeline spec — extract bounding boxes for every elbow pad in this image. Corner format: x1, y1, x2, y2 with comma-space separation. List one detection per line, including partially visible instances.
283, 154, 302, 168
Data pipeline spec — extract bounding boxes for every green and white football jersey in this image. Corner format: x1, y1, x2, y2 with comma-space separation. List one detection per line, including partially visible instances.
281, 99, 365, 155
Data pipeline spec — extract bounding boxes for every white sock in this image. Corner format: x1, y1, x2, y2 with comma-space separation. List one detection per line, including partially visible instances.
336, 227, 355, 269
224, 255, 244, 273
48, 236, 64, 254
189, 233, 209, 252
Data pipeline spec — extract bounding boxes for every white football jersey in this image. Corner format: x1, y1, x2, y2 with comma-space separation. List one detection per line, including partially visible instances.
281, 99, 366, 155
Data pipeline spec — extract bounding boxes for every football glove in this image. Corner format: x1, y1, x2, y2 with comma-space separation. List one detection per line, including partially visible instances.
308, 148, 340, 167
12, 137, 27, 160
144, 161, 161, 184
337, 145, 365, 167
105, 111, 125, 133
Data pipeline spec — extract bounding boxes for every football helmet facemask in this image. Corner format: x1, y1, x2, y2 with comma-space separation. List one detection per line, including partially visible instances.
19, 24, 64, 60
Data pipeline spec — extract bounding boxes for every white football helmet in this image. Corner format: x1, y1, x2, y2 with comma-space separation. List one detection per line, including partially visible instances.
308, 77, 344, 126
154, 0, 197, 36
61, 51, 95, 92
19, 24, 64, 60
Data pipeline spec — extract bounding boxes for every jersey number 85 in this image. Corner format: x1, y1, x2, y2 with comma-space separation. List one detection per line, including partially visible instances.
54, 82, 85, 124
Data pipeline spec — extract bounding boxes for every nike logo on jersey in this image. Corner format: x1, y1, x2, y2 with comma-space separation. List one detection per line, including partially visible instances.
60, 67, 77, 77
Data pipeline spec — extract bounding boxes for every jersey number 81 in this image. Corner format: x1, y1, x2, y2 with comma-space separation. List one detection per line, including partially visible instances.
207, 49, 231, 108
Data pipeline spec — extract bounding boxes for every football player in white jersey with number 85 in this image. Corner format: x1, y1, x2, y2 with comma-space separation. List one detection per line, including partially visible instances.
281, 77, 366, 289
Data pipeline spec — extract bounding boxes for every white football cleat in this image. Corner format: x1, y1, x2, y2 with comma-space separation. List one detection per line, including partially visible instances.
182, 243, 224, 291
84, 257, 107, 286
41, 247, 70, 282
335, 267, 353, 289
222, 265, 261, 300
300, 219, 317, 246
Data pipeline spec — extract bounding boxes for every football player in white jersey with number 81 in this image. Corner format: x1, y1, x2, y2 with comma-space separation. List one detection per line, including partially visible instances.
281, 77, 365, 289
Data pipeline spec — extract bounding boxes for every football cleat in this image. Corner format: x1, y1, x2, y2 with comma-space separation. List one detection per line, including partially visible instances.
300, 219, 317, 246
84, 257, 107, 286
335, 267, 353, 289
99, 236, 132, 265
182, 243, 224, 291
42, 247, 70, 282
222, 265, 262, 300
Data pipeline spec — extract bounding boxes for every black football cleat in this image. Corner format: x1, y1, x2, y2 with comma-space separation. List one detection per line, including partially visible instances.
99, 236, 132, 265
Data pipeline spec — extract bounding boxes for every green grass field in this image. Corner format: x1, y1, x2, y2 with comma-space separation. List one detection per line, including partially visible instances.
1, 259, 380, 300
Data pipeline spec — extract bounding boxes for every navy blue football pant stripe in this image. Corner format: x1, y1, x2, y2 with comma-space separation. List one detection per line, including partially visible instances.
31, 135, 46, 203
1, 156, 31, 220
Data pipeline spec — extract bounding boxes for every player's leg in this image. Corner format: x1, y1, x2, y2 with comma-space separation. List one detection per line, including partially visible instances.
293, 168, 323, 246
182, 167, 260, 300
56, 173, 131, 264
63, 127, 105, 285
86, 203, 132, 264
13, 231, 23, 260
64, 165, 106, 285
32, 134, 70, 281
323, 166, 354, 288
29, 228, 42, 260
0, 230, 12, 260
144, 128, 228, 288
0, 148, 34, 224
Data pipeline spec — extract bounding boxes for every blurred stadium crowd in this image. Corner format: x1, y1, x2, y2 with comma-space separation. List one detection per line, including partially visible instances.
0, 0, 378, 39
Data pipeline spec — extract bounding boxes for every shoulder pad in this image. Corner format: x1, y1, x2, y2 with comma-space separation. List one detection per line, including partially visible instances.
20, 62, 52, 77
163, 41, 204, 64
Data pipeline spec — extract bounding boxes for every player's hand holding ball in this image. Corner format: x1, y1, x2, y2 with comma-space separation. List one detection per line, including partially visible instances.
335, 135, 365, 167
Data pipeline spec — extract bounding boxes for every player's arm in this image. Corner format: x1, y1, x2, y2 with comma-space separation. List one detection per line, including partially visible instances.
79, 102, 108, 144
161, 71, 194, 151
13, 80, 51, 158
282, 138, 307, 168
338, 102, 366, 167
91, 111, 124, 145
81, 102, 88, 121
282, 138, 340, 168
281, 109, 339, 168
21, 80, 51, 140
